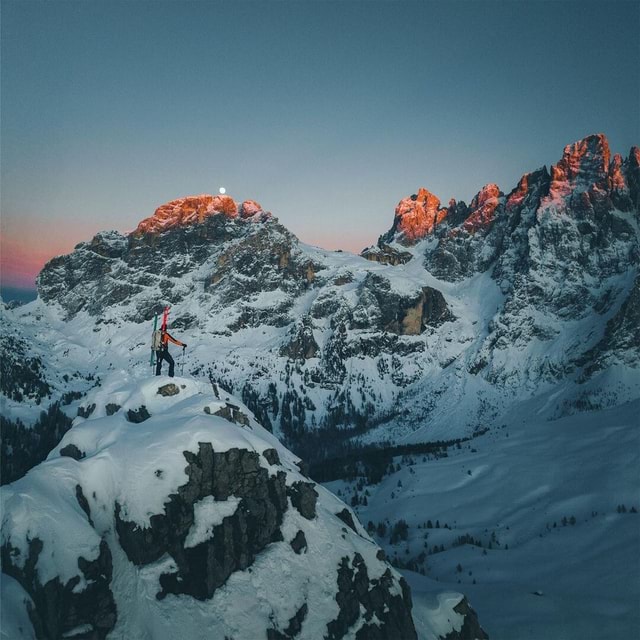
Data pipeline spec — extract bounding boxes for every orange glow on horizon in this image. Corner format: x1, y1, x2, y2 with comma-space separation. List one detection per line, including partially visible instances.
1, 233, 75, 289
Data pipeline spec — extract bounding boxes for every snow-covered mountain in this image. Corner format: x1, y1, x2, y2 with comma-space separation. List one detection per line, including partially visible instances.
2, 376, 434, 639
6, 133, 637, 449
1, 133, 638, 638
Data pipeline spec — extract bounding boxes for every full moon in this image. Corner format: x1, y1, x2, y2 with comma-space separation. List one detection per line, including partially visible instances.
219, 187, 226, 194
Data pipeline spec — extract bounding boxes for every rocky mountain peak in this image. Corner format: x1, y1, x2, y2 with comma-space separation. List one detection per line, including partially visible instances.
239, 198, 266, 219
390, 187, 449, 243
382, 134, 633, 251
133, 194, 266, 235
548, 133, 611, 199
462, 183, 502, 233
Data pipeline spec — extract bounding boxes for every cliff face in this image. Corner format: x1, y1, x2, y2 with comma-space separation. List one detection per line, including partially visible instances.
132, 194, 268, 235
382, 133, 638, 248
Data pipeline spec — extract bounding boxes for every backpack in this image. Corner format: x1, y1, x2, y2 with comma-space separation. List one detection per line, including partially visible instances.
151, 330, 163, 351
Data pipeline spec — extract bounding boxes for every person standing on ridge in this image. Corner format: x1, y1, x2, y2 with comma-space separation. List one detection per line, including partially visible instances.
155, 328, 187, 377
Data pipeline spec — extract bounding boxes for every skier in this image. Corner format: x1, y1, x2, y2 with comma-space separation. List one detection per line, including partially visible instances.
155, 328, 187, 377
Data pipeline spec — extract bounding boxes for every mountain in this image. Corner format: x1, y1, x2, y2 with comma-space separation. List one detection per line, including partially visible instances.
18, 133, 638, 452
1, 133, 638, 638
1, 376, 432, 639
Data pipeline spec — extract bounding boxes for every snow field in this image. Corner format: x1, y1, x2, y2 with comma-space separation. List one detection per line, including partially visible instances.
329, 397, 640, 639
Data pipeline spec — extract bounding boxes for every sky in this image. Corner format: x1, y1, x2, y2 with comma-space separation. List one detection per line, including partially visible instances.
1, 0, 638, 298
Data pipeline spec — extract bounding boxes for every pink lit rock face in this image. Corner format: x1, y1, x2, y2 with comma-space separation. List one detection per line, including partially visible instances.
462, 183, 502, 233
541, 133, 640, 215
547, 133, 611, 201
389, 183, 503, 245
380, 134, 639, 250
506, 173, 531, 212
610, 154, 627, 192
392, 188, 449, 243
133, 194, 240, 235
239, 199, 264, 219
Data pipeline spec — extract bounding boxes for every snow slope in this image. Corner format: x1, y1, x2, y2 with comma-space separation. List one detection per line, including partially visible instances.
328, 394, 640, 639
2, 374, 439, 640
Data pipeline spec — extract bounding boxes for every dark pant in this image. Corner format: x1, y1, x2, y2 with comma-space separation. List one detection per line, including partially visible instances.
155, 349, 175, 377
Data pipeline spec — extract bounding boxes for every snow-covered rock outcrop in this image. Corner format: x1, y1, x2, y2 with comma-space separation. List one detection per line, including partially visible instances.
1, 376, 425, 639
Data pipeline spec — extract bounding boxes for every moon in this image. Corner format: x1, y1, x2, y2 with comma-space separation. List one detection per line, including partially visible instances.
219, 187, 226, 195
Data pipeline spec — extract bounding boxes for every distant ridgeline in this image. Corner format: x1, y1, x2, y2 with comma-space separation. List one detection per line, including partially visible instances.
1, 133, 637, 476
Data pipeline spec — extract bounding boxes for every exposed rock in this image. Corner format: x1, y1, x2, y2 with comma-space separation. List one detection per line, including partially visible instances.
37, 209, 278, 321
1, 537, 117, 639
239, 199, 265, 218
280, 316, 319, 360
326, 554, 417, 640
355, 274, 452, 335
548, 133, 610, 202
76, 484, 94, 527
105, 403, 121, 416
213, 403, 250, 427
262, 448, 281, 466
389, 188, 449, 244
295, 460, 310, 478
77, 403, 96, 419
426, 165, 548, 283
577, 274, 640, 377
115, 445, 288, 600
462, 184, 502, 233
60, 444, 85, 460
335, 508, 358, 533
134, 194, 239, 235
287, 481, 318, 520
126, 406, 150, 423
442, 596, 489, 640
426, 286, 455, 322
290, 530, 308, 555
157, 383, 180, 397
609, 153, 634, 211
627, 146, 640, 209
361, 243, 413, 265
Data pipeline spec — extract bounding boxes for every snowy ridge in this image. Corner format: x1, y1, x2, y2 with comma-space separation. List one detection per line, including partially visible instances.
2, 374, 447, 639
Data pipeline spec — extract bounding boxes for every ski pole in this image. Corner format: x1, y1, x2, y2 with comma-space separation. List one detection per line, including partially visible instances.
181, 346, 185, 376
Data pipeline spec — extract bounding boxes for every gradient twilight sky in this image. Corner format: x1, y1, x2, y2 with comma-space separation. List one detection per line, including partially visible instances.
1, 0, 638, 294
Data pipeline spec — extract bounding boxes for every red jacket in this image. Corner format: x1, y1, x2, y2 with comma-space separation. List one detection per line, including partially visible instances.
160, 331, 185, 348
